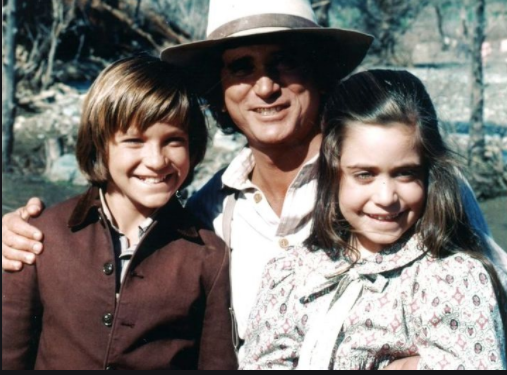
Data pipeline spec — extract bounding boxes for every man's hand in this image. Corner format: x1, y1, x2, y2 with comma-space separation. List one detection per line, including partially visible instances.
382, 356, 420, 370
2, 197, 45, 271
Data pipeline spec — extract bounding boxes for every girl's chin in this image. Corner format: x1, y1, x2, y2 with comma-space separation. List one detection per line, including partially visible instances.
356, 232, 406, 253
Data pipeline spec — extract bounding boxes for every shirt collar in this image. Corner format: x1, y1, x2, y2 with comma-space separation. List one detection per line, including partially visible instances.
68, 186, 200, 241
221, 147, 319, 191
98, 188, 156, 237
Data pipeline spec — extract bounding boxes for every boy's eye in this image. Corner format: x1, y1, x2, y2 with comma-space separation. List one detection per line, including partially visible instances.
165, 137, 188, 146
123, 138, 143, 144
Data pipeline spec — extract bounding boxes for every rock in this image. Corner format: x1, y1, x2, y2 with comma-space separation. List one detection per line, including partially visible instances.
46, 154, 88, 186
213, 130, 245, 151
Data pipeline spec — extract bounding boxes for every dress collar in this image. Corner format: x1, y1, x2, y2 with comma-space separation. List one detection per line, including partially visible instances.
301, 235, 427, 303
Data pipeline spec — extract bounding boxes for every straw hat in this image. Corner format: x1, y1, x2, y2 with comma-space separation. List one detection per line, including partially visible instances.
160, 0, 373, 80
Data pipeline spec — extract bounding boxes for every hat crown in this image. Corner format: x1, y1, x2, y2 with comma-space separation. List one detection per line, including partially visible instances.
206, 0, 318, 38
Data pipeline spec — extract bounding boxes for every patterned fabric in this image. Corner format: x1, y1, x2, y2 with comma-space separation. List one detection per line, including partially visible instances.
187, 147, 506, 349
240, 236, 506, 370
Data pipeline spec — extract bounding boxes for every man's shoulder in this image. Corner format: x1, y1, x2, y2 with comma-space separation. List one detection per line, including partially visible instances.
186, 167, 233, 230
189, 167, 228, 202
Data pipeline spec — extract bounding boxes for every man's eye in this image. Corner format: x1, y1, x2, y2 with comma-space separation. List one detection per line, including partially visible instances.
274, 55, 301, 71
271, 52, 306, 73
226, 61, 254, 77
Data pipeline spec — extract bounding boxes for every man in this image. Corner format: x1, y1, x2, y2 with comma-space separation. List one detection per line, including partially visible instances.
3, 0, 504, 368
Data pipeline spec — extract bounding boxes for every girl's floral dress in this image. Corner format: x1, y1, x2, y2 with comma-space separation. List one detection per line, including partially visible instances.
240, 236, 506, 370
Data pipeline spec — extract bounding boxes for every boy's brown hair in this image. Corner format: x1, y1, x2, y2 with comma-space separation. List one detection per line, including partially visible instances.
76, 55, 208, 187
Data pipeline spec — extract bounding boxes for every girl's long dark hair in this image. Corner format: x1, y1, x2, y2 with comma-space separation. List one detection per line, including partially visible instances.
306, 69, 506, 325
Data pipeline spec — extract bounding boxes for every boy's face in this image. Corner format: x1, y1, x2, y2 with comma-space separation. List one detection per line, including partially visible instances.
338, 121, 425, 256
105, 122, 190, 218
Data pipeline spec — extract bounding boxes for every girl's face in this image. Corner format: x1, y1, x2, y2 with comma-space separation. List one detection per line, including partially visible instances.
106, 122, 190, 218
338, 122, 426, 256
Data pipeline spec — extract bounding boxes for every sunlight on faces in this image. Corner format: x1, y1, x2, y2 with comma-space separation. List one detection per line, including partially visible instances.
220, 44, 321, 149
338, 122, 426, 256
105, 122, 190, 219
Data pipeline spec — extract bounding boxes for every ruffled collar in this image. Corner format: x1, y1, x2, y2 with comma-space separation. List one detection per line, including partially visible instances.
300, 235, 427, 303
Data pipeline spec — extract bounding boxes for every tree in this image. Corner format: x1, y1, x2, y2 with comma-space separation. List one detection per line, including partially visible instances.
2, 0, 18, 172
41, 0, 76, 90
312, 0, 332, 27
335, 0, 431, 65
468, 0, 485, 166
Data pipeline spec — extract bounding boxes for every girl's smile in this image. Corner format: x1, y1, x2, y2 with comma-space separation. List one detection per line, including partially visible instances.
338, 121, 426, 255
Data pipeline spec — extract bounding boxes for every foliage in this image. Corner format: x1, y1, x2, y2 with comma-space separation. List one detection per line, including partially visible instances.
3, 0, 200, 95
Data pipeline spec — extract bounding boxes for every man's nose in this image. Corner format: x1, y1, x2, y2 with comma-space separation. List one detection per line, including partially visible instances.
253, 73, 281, 99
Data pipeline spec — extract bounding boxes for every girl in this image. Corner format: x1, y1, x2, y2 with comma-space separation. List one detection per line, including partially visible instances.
2, 55, 237, 370
240, 70, 506, 370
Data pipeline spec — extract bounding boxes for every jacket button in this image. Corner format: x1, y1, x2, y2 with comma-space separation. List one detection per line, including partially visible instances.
103, 263, 114, 275
105, 365, 115, 370
103, 313, 114, 327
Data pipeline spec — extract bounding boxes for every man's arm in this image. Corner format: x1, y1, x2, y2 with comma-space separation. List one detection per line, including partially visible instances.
2, 198, 45, 271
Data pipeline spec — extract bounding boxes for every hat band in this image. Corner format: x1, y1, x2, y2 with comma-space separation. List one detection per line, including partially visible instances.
208, 14, 319, 40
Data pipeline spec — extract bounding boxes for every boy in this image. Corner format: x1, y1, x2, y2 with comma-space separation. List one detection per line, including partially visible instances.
2, 55, 237, 370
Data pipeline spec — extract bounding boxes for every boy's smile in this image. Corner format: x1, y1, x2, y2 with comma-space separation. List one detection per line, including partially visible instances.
105, 122, 190, 223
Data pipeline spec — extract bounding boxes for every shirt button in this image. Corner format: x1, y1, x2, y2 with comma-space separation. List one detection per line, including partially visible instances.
279, 238, 289, 249
103, 313, 114, 327
103, 263, 114, 276
254, 193, 263, 203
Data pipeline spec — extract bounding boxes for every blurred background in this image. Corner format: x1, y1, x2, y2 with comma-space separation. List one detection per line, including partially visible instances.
2, 0, 506, 248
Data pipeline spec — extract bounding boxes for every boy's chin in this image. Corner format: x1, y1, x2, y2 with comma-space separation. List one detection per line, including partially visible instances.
135, 193, 176, 211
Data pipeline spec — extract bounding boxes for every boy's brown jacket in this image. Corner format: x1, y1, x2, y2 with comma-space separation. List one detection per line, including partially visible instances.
2, 186, 238, 370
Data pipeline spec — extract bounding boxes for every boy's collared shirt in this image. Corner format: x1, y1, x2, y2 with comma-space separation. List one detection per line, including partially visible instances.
98, 189, 156, 286
2, 186, 238, 370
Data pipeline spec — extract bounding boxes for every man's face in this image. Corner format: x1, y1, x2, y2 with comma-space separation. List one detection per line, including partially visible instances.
220, 44, 321, 150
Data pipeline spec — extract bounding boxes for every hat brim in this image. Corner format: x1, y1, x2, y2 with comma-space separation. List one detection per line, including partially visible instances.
161, 28, 373, 83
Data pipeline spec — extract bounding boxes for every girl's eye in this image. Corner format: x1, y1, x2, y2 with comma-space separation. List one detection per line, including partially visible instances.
354, 172, 374, 181
396, 169, 421, 181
